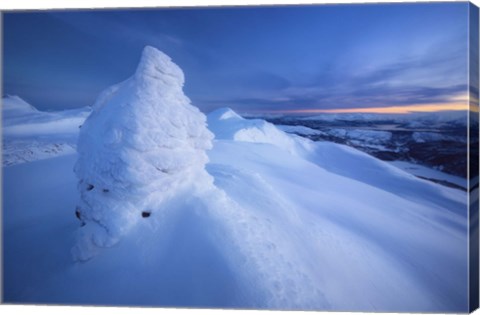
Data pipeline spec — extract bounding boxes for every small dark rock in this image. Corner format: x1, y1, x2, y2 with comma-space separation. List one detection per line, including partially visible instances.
75, 208, 82, 220
141, 211, 151, 218
86, 184, 94, 191
102, 188, 110, 193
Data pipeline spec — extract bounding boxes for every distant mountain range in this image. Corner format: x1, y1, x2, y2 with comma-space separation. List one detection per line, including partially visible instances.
265, 110, 471, 180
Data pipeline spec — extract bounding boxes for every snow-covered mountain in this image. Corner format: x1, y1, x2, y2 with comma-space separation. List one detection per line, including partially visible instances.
2, 47, 469, 312
267, 110, 469, 178
2, 95, 90, 166
299, 110, 468, 126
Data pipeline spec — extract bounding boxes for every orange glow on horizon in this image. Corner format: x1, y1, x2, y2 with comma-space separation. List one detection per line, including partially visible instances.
274, 102, 469, 115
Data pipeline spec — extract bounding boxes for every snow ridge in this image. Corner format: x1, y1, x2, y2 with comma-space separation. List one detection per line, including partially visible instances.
2, 95, 38, 115
2, 96, 90, 166
208, 107, 305, 154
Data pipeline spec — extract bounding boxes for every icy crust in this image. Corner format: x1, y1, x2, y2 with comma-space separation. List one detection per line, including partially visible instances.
73, 46, 213, 261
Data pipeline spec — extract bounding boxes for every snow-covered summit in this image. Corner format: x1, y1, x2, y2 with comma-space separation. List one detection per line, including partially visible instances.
2, 95, 39, 115
2, 95, 89, 130
73, 46, 213, 261
208, 107, 243, 121
2, 96, 90, 166
208, 107, 303, 154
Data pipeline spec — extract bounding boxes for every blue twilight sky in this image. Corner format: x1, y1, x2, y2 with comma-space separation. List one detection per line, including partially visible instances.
2, 3, 471, 113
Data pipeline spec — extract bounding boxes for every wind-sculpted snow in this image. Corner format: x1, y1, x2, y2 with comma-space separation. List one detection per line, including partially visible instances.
73, 46, 213, 260
206, 109, 468, 310
304, 142, 467, 219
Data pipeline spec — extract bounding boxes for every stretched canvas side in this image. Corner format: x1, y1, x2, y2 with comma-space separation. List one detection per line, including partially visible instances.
469, 2, 480, 313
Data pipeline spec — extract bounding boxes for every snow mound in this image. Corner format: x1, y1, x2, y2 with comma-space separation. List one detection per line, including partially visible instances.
208, 107, 243, 121
73, 46, 213, 261
208, 107, 303, 154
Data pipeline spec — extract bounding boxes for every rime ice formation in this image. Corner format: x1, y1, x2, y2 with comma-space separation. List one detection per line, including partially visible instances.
72, 46, 213, 261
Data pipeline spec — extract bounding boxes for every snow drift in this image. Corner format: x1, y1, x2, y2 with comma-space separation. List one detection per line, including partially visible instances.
73, 46, 213, 260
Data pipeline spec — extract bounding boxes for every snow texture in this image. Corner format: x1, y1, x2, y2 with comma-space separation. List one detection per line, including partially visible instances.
277, 124, 325, 136
2, 95, 90, 166
389, 160, 467, 189
73, 46, 213, 260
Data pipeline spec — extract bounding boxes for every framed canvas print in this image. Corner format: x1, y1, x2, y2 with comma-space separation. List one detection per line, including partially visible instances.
1, 0, 479, 313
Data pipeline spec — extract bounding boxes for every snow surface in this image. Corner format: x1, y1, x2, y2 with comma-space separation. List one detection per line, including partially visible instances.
277, 124, 325, 136
207, 107, 305, 155
3, 111, 469, 311
2, 95, 38, 115
2, 48, 470, 312
389, 160, 467, 190
73, 46, 214, 260
2, 95, 90, 166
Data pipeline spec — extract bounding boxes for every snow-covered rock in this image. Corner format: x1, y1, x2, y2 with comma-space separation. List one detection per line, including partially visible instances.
73, 46, 213, 261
